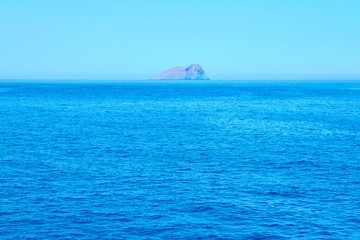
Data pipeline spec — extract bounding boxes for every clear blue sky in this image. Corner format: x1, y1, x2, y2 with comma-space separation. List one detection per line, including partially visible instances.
0, 0, 359, 80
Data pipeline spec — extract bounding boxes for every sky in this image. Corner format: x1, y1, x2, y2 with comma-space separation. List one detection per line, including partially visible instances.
0, 0, 359, 80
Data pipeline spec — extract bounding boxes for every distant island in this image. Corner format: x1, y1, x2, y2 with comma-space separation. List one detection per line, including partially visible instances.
152, 64, 209, 80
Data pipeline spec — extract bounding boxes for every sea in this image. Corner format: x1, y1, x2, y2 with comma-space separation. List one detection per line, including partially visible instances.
0, 80, 359, 239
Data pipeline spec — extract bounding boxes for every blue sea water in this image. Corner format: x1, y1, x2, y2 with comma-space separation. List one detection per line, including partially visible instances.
0, 80, 360, 239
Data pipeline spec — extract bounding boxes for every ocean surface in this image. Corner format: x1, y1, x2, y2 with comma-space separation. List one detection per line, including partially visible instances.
1, 80, 360, 239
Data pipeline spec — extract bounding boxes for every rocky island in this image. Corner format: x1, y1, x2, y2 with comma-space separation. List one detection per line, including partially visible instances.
152, 64, 209, 80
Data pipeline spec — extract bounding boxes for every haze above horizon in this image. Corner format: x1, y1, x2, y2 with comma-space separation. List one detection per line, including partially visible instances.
1, 0, 359, 80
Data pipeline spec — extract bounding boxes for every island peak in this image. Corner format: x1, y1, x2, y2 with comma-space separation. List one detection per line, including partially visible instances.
152, 64, 209, 80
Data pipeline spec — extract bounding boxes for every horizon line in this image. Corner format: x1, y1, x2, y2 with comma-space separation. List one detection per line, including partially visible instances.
1, 78, 360, 82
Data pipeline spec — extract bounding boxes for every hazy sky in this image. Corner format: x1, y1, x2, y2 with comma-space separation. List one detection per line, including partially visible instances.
1, 0, 359, 80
